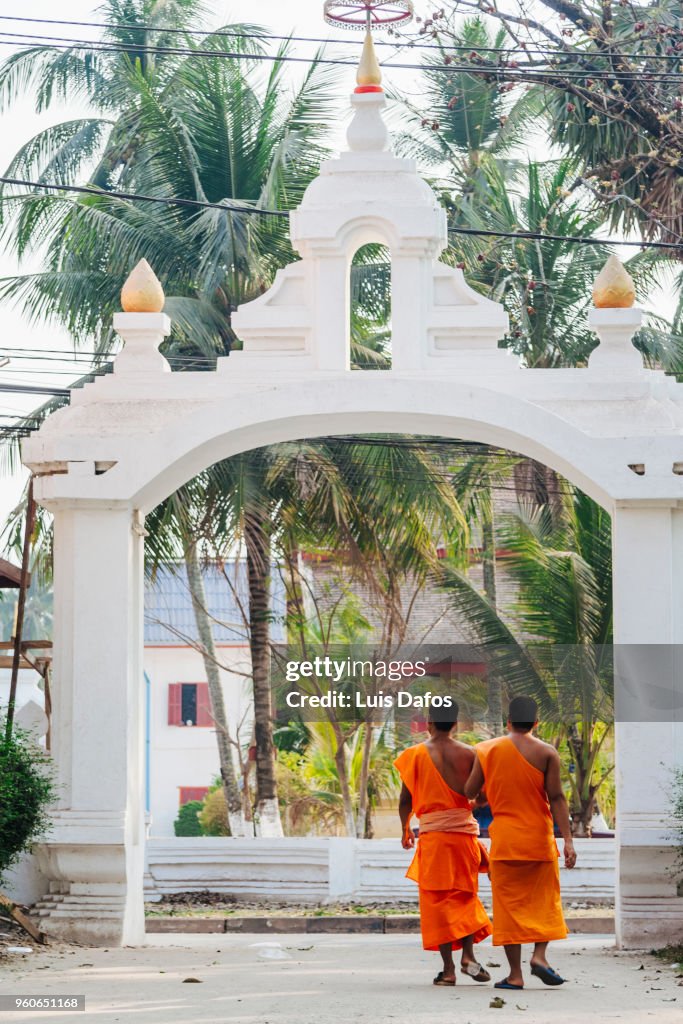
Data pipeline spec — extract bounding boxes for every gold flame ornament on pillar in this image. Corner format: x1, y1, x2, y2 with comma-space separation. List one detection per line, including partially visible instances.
592, 255, 636, 309
356, 30, 383, 92
121, 259, 165, 313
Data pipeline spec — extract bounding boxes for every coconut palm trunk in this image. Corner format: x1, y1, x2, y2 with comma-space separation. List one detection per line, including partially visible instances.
355, 720, 375, 838
480, 486, 503, 731
184, 539, 251, 836
334, 740, 356, 838
243, 509, 283, 836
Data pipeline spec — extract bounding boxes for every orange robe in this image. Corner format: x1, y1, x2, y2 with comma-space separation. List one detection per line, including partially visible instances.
476, 736, 568, 946
394, 743, 492, 951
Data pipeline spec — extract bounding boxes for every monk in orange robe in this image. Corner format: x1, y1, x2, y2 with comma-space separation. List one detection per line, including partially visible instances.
465, 696, 577, 990
394, 708, 492, 987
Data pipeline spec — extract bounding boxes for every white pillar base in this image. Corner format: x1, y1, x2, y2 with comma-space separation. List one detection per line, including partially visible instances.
617, 844, 683, 948
612, 505, 683, 948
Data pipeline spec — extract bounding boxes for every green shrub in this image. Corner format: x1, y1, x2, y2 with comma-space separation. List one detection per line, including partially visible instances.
673, 767, 683, 891
173, 800, 203, 837
198, 787, 229, 836
0, 722, 55, 882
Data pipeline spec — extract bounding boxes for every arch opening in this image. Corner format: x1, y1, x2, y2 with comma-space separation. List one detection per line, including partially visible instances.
141, 427, 616, 846
350, 243, 392, 370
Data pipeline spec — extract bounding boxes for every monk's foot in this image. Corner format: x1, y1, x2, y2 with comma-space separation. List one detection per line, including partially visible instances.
461, 959, 491, 983
433, 970, 456, 986
530, 962, 565, 986
494, 976, 524, 990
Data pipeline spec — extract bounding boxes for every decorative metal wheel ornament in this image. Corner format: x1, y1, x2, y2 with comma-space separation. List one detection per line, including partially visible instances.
323, 1, 414, 30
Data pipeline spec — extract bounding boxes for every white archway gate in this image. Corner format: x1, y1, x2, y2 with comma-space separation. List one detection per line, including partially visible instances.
23, 82, 683, 948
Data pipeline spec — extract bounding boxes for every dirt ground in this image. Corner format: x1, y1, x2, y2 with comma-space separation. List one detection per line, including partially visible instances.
0, 932, 681, 1024
144, 892, 614, 919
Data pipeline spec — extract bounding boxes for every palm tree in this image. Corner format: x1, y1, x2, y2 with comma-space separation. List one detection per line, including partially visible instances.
396, 16, 539, 193
198, 437, 467, 838
0, 0, 341, 835
438, 486, 614, 835
350, 245, 391, 369
144, 486, 250, 835
0, 1, 337, 354
417, 2, 683, 251
297, 721, 399, 839
449, 451, 521, 730
400, 16, 677, 370
445, 158, 673, 368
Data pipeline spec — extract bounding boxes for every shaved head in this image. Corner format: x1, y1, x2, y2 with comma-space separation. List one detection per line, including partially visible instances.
508, 696, 538, 733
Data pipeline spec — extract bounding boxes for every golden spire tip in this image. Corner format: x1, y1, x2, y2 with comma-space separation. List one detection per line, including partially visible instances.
121, 258, 165, 313
592, 254, 635, 309
355, 28, 383, 92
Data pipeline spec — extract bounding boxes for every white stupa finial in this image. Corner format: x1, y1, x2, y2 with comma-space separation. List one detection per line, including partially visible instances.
323, 3, 414, 154
346, 25, 389, 152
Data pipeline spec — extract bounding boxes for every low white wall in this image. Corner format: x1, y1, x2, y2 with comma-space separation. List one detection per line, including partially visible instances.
145, 837, 615, 905
2, 851, 50, 907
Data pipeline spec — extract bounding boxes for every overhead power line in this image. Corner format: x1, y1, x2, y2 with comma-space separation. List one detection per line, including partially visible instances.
0, 176, 287, 219
1, 175, 682, 252
0, 383, 70, 396
0, 31, 683, 82
0, 348, 219, 367
1, 13, 683, 64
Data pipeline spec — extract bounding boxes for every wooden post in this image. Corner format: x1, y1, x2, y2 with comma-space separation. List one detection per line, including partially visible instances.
43, 661, 52, 752
0, 893, 45, 944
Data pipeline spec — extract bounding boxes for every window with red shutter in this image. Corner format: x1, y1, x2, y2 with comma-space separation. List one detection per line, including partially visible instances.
168, 683, 214, 726
196, 683, 213, 727
179, 786, 209, 806
168, 683, 182, 725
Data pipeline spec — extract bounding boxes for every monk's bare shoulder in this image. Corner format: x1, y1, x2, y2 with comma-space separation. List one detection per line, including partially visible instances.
534, 736, 560, 766
451, 739, 476, 764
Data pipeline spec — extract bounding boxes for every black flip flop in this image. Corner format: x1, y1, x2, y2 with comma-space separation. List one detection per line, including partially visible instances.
433, 971, 455, 986
494, 978, 524, 990
530, 963, 565, 986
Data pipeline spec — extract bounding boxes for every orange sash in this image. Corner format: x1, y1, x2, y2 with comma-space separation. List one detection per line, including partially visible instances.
419, 807, 479, 835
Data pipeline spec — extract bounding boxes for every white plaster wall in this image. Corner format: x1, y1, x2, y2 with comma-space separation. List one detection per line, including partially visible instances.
144, 837, 615, 905
0, 669, 46, 729
144, 645, 253, 837
2, 851, 50, 907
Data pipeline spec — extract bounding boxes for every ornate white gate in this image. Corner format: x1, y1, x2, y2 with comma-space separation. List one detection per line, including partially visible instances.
22, 59, 683, 947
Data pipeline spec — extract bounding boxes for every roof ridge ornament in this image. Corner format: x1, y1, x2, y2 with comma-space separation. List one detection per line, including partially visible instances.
323, 1, 414, 30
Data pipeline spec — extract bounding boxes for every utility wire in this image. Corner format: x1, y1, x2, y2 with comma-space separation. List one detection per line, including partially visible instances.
0, 383, 70, 396
2, 176, 682, 251
0, 349, 218, 366
0, 176, 287, 219
0, 32, 682, 82
1, 13, 683, 63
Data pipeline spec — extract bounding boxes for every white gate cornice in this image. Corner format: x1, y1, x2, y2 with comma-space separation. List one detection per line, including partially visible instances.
21, 373, 683, 514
